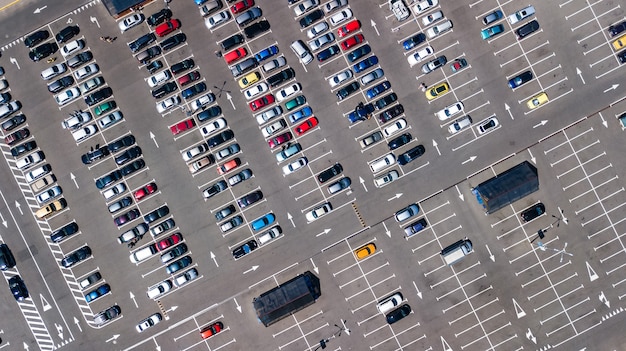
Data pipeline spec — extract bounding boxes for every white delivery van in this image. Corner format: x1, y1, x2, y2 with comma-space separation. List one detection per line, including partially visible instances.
441, 239, 472, 265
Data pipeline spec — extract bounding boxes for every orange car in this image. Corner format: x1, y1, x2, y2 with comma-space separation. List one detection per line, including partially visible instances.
200, 321, 224, 339
217, 158, 241, 175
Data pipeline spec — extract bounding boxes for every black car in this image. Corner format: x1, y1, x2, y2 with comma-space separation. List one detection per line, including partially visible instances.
61, 246, 92, 268
24, 30, 50, 48
147, 8, 172, 26
203, 180, 228, 198
609, 21, 626, 37
221, 34, 244, 51
0, 244, 16, 270
81, 145, 110, 164
378, 104, 404, 123
397, 144, 425, 165
171, 58, 195, 74
618, 50, 626, 64
232, 239, 258, 259
108, 135, 136, 153
115, 146, 142, 165
11, 140, 37, 157
374, 93, 398, 110
516, 20, 540, 39
120, 159, 145, 176
129, 33, 156, 53
146, 60, 164, 74
144, 205, 169, 224
336, 81, 360, 101
47, 75, 74, 93
50, 222, 79, 243
152, 82, 178, 99
56, 25, 79, 43
299, 9, 323, 28
317, 45, 340, 62
0, 92, 11, 104
67, 51, 93, 68
137, 46, 162, 64
207, 130, 234, 147
182, 82, 207, 99
520, 203, 545, 222
347, 44, 371, 62
84, 87, 113, 106
160, 33, 186, 51
29, 42, 57, 62
8, 275, 28, 301
96, 170, 122, 189
317, 163, 343, 183
237, 190, 263, 208
197, 106, 222, 122
388, 133, 412, 150
243, 20, 270, 39
2, 114, 26, 132
386, 304, 411, 324
267, 68, 295, 87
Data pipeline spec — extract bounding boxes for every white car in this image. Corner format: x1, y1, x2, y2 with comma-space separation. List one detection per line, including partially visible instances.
35, 186, 62, 205
147, 280, 172, 299
62, 111, 92, 130
507, 5, 535, 25
191, 93, 215, 112
360, 68, 384, 86
374, 170, 399, 188
61, 39, 84, 58
282, 157, 308, 175
200, 118, 226, 137
306, 202, 332, 222
215, 143, 240, 160
262, 57, 287, 72
294, 0, 318, 16
383, 118, 407, 136
74, 64, 99, 80
422, 10, 443, 26
276, 83, 302, 102
205, 10, 230, 29
256, 106, 283, 125
244, 82, 269, 100
476, 117, 499, 134
0, 79, 7, 90
174, 268, 198, 287
262, 119, 287, 138
55, 88, 81, 106
308, 33, 335, 51
136, 313, 162, 333
103, 183, 126, 200
98, 111, 123, 129
426, 20, 452, 39
16, 151, 44, 170
329, 69, 353, 88
156, 96, 180, 113
377, 292, 403, 314
72, 125, 98, 142
413, 0, 438, 14
435, 101, 464, 121
407, 46, 433, 66
258, 226, 281, 245
448, 115, 472, 134
119, 13, 144, 32
147, 70, 171, 88
324, 0, 347, 13
0, 101, 20, 118
79, 76, 104, 94
182, 143, 209, 162
307, 21, 329, 39
329, 8, 353, 26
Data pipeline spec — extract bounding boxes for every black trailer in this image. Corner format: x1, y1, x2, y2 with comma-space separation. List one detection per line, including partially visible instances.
253, 271, 321, 327
472, 161, 539, 214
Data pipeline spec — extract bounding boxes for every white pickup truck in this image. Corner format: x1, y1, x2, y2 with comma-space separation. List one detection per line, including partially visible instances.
390, 0, 410, 21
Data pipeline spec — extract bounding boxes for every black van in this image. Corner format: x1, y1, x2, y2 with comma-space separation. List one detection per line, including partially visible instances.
517, 20, 540, 39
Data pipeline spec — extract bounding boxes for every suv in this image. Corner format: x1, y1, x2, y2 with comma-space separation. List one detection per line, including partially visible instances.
336, 81, 360, 100
129, 33, 156, 53
67, 51, 93, 68
244, 20, 270, 38
516, 20, 539, 39
56, 25, 79, 43
171, 59, 195, 74
24, 30, 49, 48
221, 34, 244, 50
84, 87, 113, 106
147, 8, 172, 26
267, 68, 295, 87
47, 76, 74, 94
29, 43, 57, 62
317, 163, 343, 183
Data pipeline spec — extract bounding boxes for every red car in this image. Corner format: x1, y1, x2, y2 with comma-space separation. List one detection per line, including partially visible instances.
249, 94, 275, 111
155, 19, 181, 37
217, 158, 241, 175
337, 20, 361, 37
294, 116, 318, 136
231, 0, 254, 14
170, 118, 195, 135
341, 34, 364, 50
133, 182, 157, 201
157, 232, 183, 251
200, 321, 224, 339
178, 71, 200, 86
268, 132, 292, 149
224, 47, 247, 64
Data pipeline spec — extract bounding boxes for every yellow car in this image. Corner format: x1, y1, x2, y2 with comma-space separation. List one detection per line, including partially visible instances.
613, 33, 626, 51
425, 82, 449, 101
238, 72, 260, 89
526, 92, 548, 109
354, 243, 376, 260
35, 198, 67, 219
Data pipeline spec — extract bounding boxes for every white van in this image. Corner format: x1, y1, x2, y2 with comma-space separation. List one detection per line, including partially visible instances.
441, 239, 473, 265
130, 245, 158, 263
290, 40, 313, 65
370, 153, 395, 173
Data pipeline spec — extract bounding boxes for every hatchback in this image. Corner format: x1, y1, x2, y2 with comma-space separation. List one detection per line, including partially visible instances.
251, 213, 275, 231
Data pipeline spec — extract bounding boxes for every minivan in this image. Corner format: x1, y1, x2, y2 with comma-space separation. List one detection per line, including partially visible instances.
370, 153, 395, 173
290, 40, 313, 65
441, 239, 473, 265
26, 164, 52, 183
516, 20, 539, 39
230, 58, 257, 77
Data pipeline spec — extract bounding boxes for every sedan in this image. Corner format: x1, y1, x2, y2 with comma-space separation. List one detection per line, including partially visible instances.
379, 104, 404, 123
156, 96, 180, 113
237, 190, 263, 208
244, 83, 268, 100
217, 158, 241, 175
114, 209, 140, 227
119, 13, 145, 32
147, 280, 172, 300
200, 118, 226, 137
507, 70, 533, 89
421, 55, 447, 74
170, 119, 195, 135
228, 169, 252, 186
220, 215, 243, 233
521, 203, 545, 222
425, 82, 449, 100
388, 133, 412, 150
85, 284, 110, 303
306, 202, 332, 222
329, 69, 353, 88
407, 46, 433, 66
249, 94, 275, 111
483, 10, 503, 25
317, 163, 343, 183
61, 246, 92, 268
526, 92, 548, 109
435, 101, 464, 121
115, 146, 142, 165
173, 267, 198, 287
276, 83, 301, 102
360, 131, 383, 148
144, 205, 169, 224
386, 304, 411, 324
120, 159, 145, 176
294, 117, 318, 136
181, 82, 206, 99
94, 305, 121, 326
422, 10, 443, 26
337, 19, 360, 37
215, 205, 236, 221
136, 313, 162, 333
340, 33, 364, 50
55, 88, 81, 106
481, 24, 504, 40
353, 55, 378, 73
231, 0, 254, 14
347, 44, 371, 62
609, 21, 626, 37
160, 33, 186, 51
203, 181, 228, 199
299, 9, 324, 28
268, 132, 292, 149
160, 243, 187, 263
316, 45, 341, 62
50, 222, 79, 243
61, 39, 84, 58
307, 21, 329, 39
166, 256, 191, 275
309, 33, 335, 51
366, 81, 391, 99
282, 157, 308, 175
134, 182, 157, 201
476, 117, 499, 134
232, 240, 258, 259
117, 223, 149, 244
395, 204, 419, 222
402, 33, 425, 50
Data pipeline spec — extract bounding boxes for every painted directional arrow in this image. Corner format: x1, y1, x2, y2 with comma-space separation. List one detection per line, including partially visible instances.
413, 280, 423, 299
504, 103, 514, 120
310, 257, 319, 274
0, 212, 6, 228
599, 291, 610, 308
149, 132, 159, 148
599, 112, 608, 128
382, 222, 391, 238
105, 335, 120, 343
33, 5, 47, 13
359, 176, 368, 192
370, 19, 380, 36
9, 57, 20, 70
226, 93, 236, 109
70, 173, 79, 189
387, 193, 403, 201
461, 156, 476, 165
533, 120, 548, 128
455, 185, 464, 201
287, 212, 295, 227
74, 316, 82, 332
234, 298, 242, 313
528, 149, 536, 164
316, 228, 331, 237
129, 292, 138, 308
243, 265, 259, 274
55, 323, 63, 339
432, 139, 441, 155
15, 200, 22, 215
210, 251, 219, 267
485, 244, 495, 262
90, 16, 100, 28
604, 84, 619, 93
526, 328, 537, 344
166, 305, 178, 313
576, 67, 585, 84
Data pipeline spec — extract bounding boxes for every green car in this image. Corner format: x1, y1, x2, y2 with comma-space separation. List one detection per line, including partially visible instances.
94, 101, 116, 116
285, 95, 306, 111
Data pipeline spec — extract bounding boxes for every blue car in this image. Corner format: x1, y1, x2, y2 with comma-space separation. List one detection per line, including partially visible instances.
347, 44, 371, 62
317, 45, 340, 62
481, 24, 504, 40
366, 81, 391, 99
482, 10, 503, 25
508, 70, 533, 89
181, 82, 207, 99
288, 106, 313, 124
85, 284, 110, 303
402, 33, 425, 50
255, 45, 279, 62
347, 103, 375, 123
353, 56, 378, 73
251, 213, 275, 231
195, 0, 208, 4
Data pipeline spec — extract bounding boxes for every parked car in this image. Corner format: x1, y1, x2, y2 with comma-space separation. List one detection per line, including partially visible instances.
232, 240, 258, 259
61, 246, 92, 268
